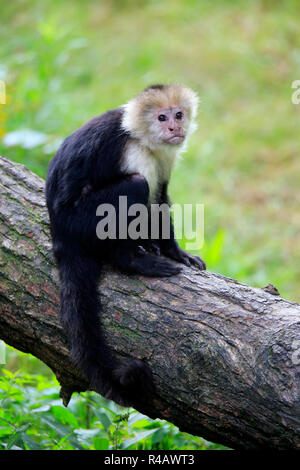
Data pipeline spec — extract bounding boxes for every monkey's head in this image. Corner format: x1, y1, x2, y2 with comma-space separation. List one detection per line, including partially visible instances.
121, 84, 199, 150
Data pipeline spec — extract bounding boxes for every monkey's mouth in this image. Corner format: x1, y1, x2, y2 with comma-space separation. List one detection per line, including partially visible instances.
165, 135, 185, 145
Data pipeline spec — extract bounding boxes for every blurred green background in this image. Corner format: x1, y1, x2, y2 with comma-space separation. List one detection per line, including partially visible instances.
0, 0, 299, 450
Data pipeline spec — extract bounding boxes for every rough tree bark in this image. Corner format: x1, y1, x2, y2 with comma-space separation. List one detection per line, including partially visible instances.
0, 155, 299, 450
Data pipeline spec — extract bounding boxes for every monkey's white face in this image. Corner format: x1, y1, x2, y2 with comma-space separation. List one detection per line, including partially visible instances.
121, 85, 198, 152
150, 106, 187, 146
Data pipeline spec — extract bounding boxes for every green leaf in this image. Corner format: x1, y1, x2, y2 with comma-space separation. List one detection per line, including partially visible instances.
94, 410, 112, 431
21, 433, 42, 450
74, 428, 101, 446
31, 405, 51, 413
51, 405, 78, 427
7, 432, 25, 450
39, 414, 71, 436
39, 414, 83, 449
121, 429, 158, 449
94, 437, 109, 450
51, 433, 73, 450
128, 412, 151, 427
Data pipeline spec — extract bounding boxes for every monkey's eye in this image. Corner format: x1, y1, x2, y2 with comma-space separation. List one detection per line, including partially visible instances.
158, 114, 167, 121
175, 111, 183, 119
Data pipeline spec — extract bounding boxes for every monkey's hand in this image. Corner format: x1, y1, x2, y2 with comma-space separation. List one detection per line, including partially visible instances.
161, 241, 206, 271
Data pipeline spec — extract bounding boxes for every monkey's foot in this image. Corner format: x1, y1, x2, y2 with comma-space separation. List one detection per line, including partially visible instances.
114, 249, 181, 277
139, 240, 161, 256
162, 246, 206, 271
178, 250, 206, 270
133, 252, 181, 277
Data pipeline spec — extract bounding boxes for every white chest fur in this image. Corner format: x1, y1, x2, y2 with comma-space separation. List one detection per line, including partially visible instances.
121, 140, 179, 202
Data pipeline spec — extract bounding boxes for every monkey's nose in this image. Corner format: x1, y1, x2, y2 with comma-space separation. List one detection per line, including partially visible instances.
168, 127, 174, 132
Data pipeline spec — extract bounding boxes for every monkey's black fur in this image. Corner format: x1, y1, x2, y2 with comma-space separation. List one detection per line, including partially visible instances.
143, 84, 166, 92
46, 108, 189, 406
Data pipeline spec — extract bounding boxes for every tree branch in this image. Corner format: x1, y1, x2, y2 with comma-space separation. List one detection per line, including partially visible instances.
0, 155, 299, 450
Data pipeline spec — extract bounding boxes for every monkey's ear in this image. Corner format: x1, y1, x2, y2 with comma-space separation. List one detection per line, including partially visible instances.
121, 89, 159, 137
121, 99, 146, 138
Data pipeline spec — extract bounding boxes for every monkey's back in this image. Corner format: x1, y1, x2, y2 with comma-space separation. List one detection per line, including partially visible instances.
46, 108, 130, 213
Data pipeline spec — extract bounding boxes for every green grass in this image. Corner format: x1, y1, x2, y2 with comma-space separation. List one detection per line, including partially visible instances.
1, 0, 299, 301
0, 0, 300, 450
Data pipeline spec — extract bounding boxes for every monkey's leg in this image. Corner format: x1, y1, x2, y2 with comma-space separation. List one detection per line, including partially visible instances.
74, 174, 181, 276
106, 175, 181, 277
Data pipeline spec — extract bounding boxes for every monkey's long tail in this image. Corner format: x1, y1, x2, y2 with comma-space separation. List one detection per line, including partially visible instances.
57, 250, 153, 407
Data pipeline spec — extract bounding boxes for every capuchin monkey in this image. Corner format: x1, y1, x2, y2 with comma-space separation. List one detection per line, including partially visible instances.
46, 84, 206, 407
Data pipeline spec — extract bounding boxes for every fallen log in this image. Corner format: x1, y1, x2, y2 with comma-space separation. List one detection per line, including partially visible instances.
0, 155, 299, 450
